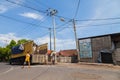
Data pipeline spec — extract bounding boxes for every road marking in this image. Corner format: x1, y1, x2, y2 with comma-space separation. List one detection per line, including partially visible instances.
0, 66, 13, 76
31, 65, 59, 68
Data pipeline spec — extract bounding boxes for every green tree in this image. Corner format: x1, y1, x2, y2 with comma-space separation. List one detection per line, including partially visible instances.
0, 47, 11, 61
6, 40, 17, 49
0, 39, 30, 62
17, 39, 29, 45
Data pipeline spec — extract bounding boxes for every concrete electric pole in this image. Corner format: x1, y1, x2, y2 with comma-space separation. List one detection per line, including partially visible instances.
47, 8, 58, 52
47, 8, 58, 63
73, 19, 80, 62
49, 28, 52, 51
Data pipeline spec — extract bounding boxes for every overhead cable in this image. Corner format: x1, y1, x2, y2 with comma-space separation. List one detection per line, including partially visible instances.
59, 22, 120, 29
74, 0, 80, 18
76, 17, 120, 21
5, 0, 46, 13
0, 14, 49, 29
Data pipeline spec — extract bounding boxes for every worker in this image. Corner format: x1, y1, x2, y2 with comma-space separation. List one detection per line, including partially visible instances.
51, 51, 55, 65
22, 52, 31, 68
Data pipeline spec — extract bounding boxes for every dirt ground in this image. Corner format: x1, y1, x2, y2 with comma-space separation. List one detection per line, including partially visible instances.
56, 62, 120, 80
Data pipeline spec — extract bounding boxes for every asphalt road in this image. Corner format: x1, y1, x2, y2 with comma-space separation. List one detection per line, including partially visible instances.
0, 62, 120, 80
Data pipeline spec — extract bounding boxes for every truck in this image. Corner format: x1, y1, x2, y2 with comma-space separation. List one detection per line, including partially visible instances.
9, 41, 48, 65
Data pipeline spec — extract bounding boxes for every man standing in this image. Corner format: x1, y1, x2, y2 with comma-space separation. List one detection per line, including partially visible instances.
22, 52, 31, 68
51, 51, 56, 65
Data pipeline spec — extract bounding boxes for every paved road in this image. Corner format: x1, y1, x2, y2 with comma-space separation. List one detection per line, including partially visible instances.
0, 63, 13, 76
0, 63, 120, 80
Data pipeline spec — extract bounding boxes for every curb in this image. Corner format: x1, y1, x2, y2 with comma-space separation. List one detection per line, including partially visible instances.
56, 62, 120, 69
79, 62, 113, 66
78, 62, 120, 68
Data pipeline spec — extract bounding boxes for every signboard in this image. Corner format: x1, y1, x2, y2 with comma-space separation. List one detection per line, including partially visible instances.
79, 39, 92, 58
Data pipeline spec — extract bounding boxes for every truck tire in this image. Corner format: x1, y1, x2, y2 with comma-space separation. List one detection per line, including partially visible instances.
9, 60, 12, 65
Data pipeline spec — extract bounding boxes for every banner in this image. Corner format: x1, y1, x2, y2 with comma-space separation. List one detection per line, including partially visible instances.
79, 39, 92, 58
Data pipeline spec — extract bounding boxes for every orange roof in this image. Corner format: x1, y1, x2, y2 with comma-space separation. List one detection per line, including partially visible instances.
47, 50, 52, 55
58, 49, 77, 57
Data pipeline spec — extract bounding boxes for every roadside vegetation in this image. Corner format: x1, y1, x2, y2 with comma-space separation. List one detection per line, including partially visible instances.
0, 39, 29, 62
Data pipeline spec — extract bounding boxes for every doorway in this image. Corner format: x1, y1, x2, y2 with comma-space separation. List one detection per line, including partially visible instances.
101, 52, 113, 63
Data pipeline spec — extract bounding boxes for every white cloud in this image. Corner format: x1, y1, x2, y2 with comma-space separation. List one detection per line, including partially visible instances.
76, 0, 120, 31
0, 33, 76, 51
0, 5, 7, 13
57, 1, 120, 41
14, 0, 24, 4
19, 12, 44, 21
34, 36, 76, 51
56, 38, 76, 51
0, 33, 25, 47
0, 0, 24, 13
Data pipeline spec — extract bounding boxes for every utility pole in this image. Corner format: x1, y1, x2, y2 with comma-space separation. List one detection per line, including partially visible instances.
49, 28, 52, 51
73, 19, 80, 62
47, 8, 58, 52
52, 15, 56, 51
47, 8, 58, 63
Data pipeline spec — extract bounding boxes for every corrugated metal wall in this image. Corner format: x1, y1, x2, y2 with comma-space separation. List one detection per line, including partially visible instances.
91, 35, 112, 62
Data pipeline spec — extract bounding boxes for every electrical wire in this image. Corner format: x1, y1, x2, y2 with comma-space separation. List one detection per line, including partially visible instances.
56, 21, 72, 32
76, 17, 120, 21
5, 0, 46, 13
0, 14, 49, 29
19, 21, 40, 36
34, 0, 52, 9
25, 0, 46, 11
60, 21, 120, 29
55, 15, 120, 23
74, 0, 80, 18
55, 15, 72, 21
56, 20, 71, 29
17, 16, 50, 38
78, 22, 120, 27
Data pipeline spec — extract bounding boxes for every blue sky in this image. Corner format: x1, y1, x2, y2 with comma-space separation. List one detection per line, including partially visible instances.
0, 0, 120, 51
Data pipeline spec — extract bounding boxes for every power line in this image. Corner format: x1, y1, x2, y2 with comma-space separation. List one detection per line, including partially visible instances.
26, 0, 47, 11
0, 14, 34, 25
60, 22, 120, 29
74, 0, 80, 18
20, 21, 42, 36
34, 0, 51, 9
55, 15, 120, 22
56, 20, 71, 29
55, 15, 72, 21
5, 0, 46, 13
56, 15, 120, 22
22, 16, 50, 36
56, 22, 72, 32
76, 17, 120, 21
78, 22, 120, 27
0, 14, 49, 29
